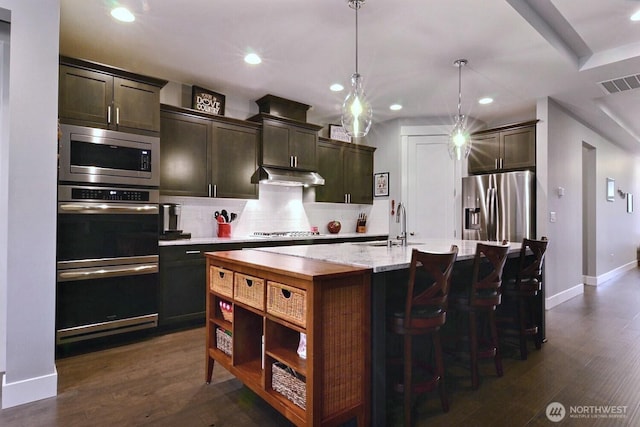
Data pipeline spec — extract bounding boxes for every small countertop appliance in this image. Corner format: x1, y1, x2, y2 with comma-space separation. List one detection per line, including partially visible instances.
160, 203, 191, 240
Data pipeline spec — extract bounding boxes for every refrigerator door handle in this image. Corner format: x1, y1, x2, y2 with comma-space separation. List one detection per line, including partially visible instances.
487, 187, 497, 241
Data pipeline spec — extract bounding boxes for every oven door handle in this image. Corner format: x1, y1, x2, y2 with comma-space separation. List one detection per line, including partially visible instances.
58, 203, 159, 214
58, 263, 158, 282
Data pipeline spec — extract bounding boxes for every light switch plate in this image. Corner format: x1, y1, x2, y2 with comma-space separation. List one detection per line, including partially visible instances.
549, 211, 557, 223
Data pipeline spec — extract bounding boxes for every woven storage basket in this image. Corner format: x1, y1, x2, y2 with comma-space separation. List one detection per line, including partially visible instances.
272, 362, 306, 410
210, 266, 233, 297
267, 282, 307, 328
215, 328, 232, 356
234, 273, 265, 311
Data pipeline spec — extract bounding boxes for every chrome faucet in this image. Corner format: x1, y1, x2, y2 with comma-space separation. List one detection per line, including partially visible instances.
395, 202, 407, 246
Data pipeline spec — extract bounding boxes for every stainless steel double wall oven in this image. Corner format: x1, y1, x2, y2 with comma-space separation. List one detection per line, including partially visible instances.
56, 124, 160, 344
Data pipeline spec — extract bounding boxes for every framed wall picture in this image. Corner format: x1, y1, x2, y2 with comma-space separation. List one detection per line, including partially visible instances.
329, 124, 352, 143
192, 85, 225, 116
374, 172, 389, 197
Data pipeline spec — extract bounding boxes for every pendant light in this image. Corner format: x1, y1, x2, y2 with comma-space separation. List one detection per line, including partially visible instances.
341, 0, 373, 138
448, 59, 471, 160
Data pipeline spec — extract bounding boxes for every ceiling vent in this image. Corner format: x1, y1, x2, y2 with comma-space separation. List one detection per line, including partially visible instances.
599, 74, 640, 94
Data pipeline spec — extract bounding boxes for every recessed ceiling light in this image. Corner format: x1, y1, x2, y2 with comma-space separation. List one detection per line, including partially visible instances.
631, 10, 640, 21
389, 104, 402, 111
111, 7, 135, 23
244, 53, 262, 65
330, 83, 344, 92
478, 97, 494, 105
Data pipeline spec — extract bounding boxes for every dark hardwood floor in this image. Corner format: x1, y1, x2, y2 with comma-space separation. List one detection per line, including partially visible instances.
2, 267, 640, 426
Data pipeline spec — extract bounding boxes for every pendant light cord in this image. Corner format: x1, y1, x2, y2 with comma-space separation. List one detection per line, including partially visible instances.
454, 59, 467, 119
355, 2, 359, 74
457, 62, 462, 117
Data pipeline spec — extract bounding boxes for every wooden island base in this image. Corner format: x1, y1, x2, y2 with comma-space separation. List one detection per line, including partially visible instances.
205, 250, 372, 427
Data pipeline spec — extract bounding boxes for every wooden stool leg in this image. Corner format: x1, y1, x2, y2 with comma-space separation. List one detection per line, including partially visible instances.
469, 311, 479, 390
530, 296, 543, 349
404, 334, 413, 427
432, 331, 449, 412
489, 310, 503, 377
518, 296, 528, 360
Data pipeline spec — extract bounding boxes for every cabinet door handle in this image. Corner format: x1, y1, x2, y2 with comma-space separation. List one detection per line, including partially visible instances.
185, 250, 201, 255
294, 156, 298, 168
107, 105, 112, 124
495, 158, 499, 169
348, 194, 351, 203
500, 158, 504, 169
115, 107, 120, 125
208, 184, 212, 197
344, 194, 348, 203
213, 184, 217, 197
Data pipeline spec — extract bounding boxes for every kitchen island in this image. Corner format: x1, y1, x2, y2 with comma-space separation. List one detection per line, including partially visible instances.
252, 239, 526, 426
206, 239, 527, 426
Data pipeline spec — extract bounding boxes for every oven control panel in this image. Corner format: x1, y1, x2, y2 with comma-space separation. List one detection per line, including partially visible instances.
71, 188, 150, 201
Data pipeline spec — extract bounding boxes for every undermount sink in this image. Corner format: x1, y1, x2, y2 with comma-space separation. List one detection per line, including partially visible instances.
362, 240, 424, 247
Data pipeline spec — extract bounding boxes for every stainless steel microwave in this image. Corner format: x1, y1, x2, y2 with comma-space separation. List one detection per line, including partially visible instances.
58, 124, 160, 187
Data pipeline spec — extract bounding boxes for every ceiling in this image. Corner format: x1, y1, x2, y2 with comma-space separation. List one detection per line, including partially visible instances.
60, 0, 640, 153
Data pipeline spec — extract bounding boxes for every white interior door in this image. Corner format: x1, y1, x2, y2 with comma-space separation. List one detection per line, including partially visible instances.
406, 134, 456, 239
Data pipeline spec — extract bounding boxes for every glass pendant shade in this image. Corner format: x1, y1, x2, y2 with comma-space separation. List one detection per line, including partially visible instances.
341, 73, 373, 138
448, 114, 471, 160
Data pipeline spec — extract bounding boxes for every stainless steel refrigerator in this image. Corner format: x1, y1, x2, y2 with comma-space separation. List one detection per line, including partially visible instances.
462, 170, 534, 242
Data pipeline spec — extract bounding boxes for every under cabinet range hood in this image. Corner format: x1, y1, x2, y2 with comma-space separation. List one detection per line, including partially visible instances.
251, 166, 325, 187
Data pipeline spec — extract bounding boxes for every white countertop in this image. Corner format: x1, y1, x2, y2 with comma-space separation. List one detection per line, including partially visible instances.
251, 239, 522, 273
159, 232, 389, 246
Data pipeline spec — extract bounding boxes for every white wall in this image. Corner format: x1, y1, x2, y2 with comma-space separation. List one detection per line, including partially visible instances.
540, 97, 640, 308
0, 0, 59, 408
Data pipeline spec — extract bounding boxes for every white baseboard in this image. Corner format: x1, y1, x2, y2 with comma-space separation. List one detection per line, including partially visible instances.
2, 367, 57, 409
584, 261, 636, 286
545, 283, 584, 310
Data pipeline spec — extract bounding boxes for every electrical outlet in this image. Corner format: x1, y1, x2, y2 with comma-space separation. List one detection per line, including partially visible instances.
549, 211, 557, 223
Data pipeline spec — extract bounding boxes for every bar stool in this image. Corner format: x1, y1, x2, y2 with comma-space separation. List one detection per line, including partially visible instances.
448, 241, 510, 390
388, 246, 458, 426
497, 237, 548, 360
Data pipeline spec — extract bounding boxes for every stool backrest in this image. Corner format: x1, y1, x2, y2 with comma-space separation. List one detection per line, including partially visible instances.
404, 245, 459, 327
470, 241, 510, 307
517, 237, 549, 283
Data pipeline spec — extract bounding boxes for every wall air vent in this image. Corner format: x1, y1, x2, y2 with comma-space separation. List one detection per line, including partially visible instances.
599, 74, 640, 94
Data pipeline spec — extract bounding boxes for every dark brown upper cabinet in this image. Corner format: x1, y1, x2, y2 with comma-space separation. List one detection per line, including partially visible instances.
58, 56, 167, 135
468, 121, 536, 174
249, 114, 323, 170
159, 105, 259, 199
315, 137, 375, 204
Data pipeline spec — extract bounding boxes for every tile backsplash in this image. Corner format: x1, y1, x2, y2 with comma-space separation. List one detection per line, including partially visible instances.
160, 184, 389, 238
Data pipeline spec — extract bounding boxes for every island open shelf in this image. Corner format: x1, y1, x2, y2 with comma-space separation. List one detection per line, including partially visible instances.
205, 249, 372, 427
